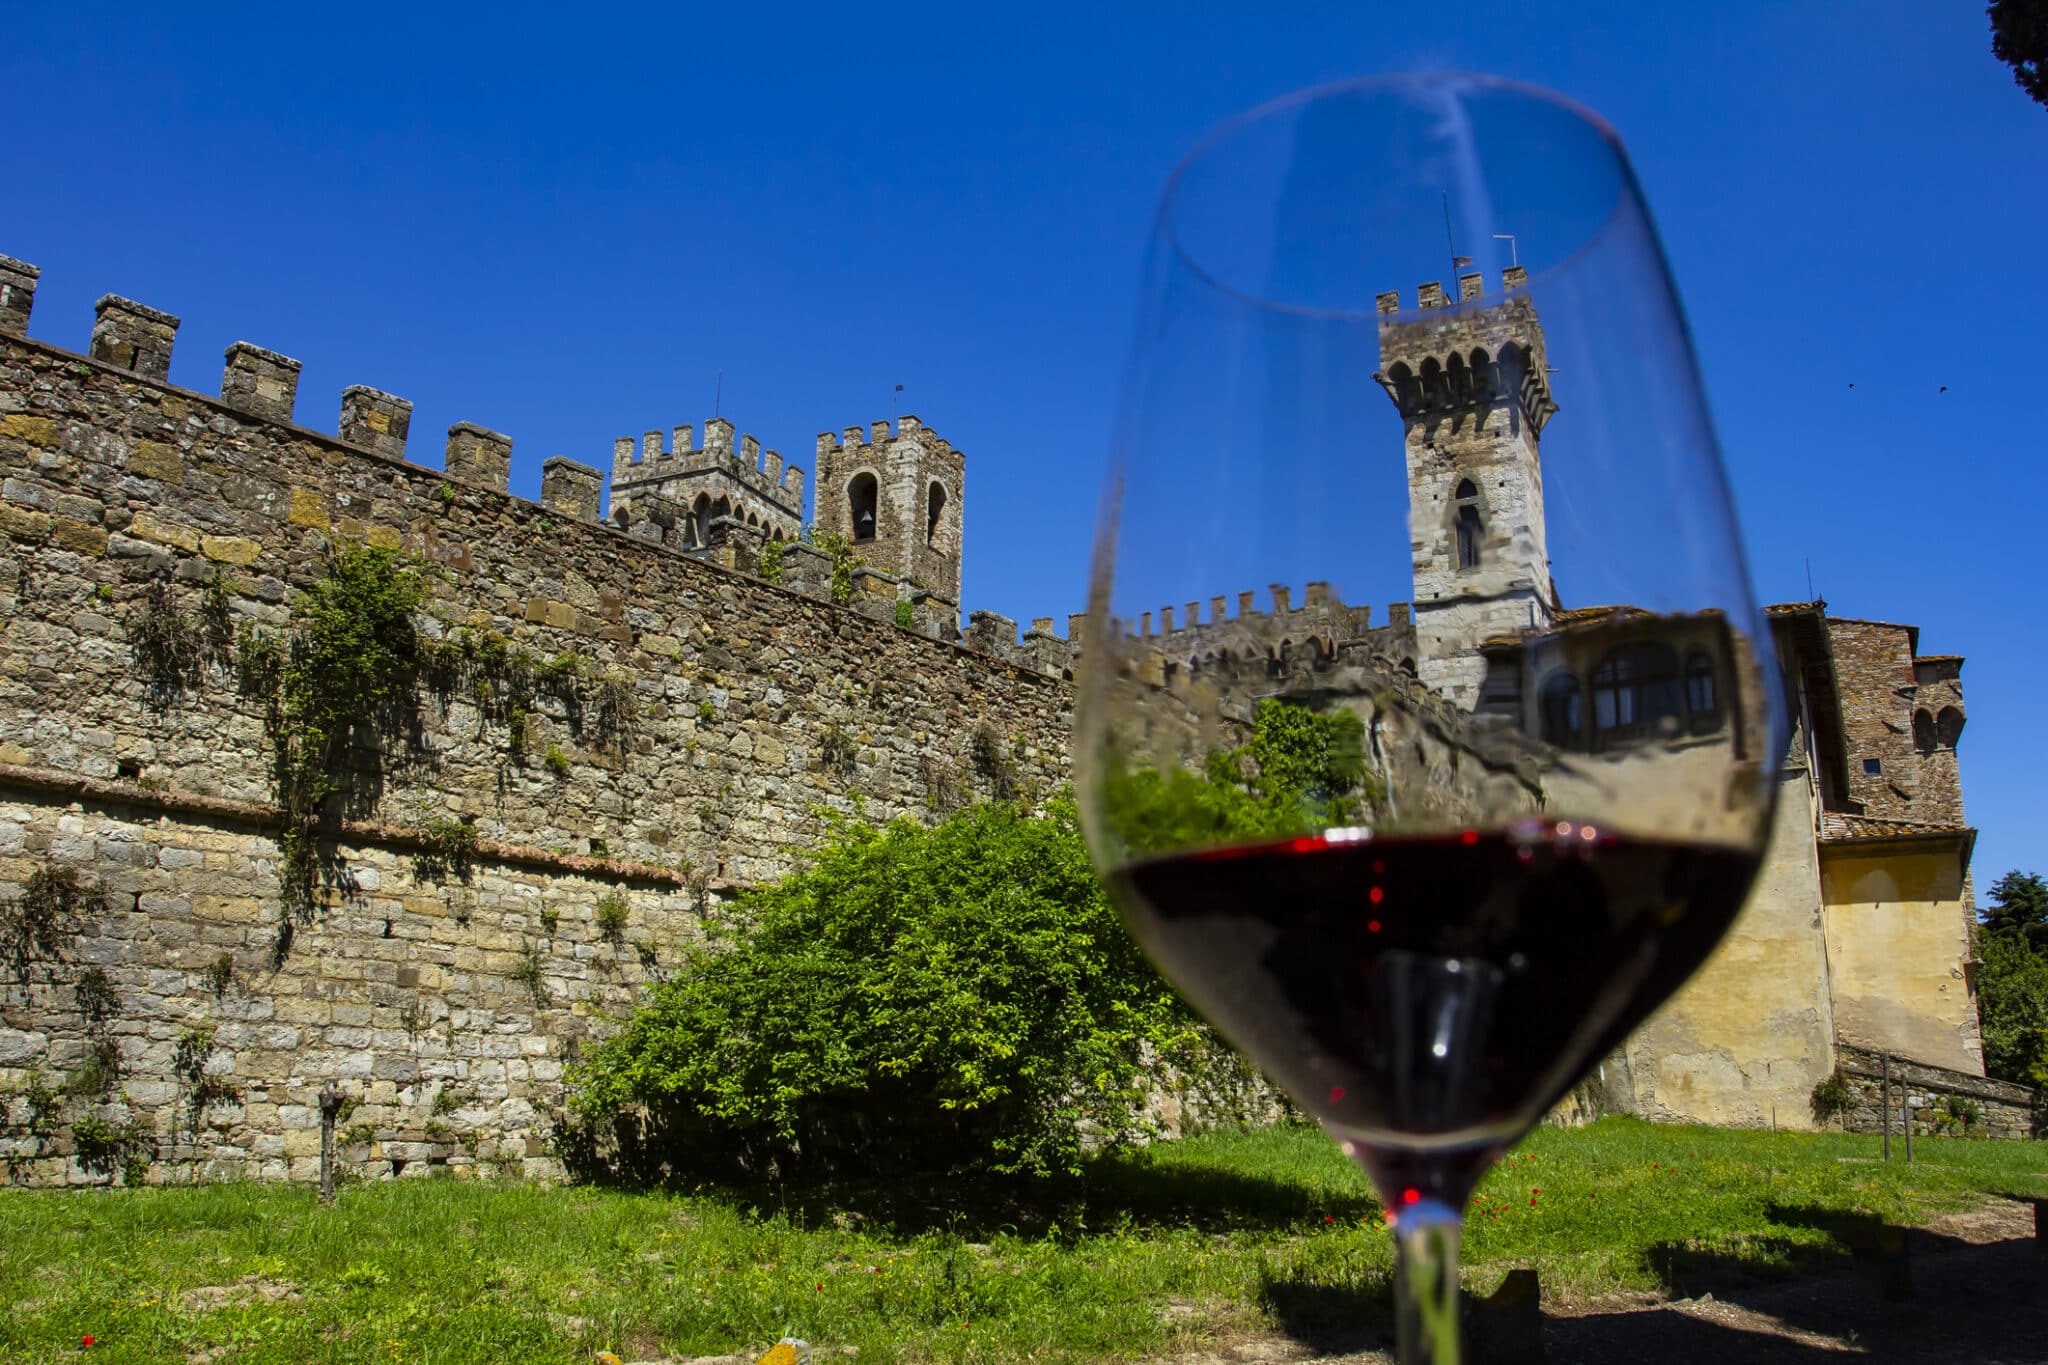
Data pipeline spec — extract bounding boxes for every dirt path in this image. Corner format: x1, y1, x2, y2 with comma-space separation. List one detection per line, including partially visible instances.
1155, 1199, 2048, 1365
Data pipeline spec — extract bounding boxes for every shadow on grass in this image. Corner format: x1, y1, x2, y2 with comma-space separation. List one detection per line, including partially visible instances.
1252, 1271, 1394, 1358
688, 1141, 1379, 1241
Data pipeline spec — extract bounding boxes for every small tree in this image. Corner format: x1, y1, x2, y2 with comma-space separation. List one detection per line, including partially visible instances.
1991, 0, 2048, 110
1976, 929, 2048, 1085
1983, 870, 2048, 949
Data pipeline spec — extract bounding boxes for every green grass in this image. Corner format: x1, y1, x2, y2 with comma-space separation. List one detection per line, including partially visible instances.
1, 1119, 2042, 1363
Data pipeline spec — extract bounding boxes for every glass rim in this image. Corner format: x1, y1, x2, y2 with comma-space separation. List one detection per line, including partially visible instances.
1156, 71, 1635, 324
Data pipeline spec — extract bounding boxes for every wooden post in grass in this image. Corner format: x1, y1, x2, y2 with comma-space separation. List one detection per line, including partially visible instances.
1880, 1054, 1892, 1161
318, 1081, 342, 1204
1903, 1104, 1914, 1163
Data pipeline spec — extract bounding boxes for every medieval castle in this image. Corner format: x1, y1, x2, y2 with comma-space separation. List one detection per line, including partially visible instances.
0, 246, 2030, 1187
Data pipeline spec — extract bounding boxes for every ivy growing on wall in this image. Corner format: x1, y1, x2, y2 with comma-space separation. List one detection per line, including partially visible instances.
125, 569, 235, 703
0, 865, 104, 990
809, 530, 863, 607
226, 542, 642, 951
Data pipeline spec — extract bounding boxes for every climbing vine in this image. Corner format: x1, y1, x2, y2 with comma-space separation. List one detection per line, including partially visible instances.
809, 531, 863, 607
227, 543, 642, 949
757, 538, 785, 584
125, 569, 235, 702
0, 865, 104, 990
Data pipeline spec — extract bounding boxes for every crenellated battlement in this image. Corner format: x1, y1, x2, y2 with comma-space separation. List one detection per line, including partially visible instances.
608, 415, 807, 519
971, 582, 1421, 682
1373, 266, 1556, 434
0, 251, 984, 654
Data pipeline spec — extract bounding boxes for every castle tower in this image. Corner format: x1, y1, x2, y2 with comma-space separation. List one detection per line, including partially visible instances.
608, 417, 805, 547
813, 415, 965, 606
1376, 268, 1558, 707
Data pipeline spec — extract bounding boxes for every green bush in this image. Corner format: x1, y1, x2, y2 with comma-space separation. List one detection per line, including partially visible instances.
1096, 698, 1371, 860
1977, 927, 2048, 1085
567, 798, 1234, 1181
1809, 1070, 1853, 1126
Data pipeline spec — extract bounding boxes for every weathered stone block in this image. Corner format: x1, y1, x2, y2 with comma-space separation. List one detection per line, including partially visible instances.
91, 296, 181, 381
221, 343, 302, 424
339, 386, 413, 461
0, 254, 39, 335
445, 423, 512, 492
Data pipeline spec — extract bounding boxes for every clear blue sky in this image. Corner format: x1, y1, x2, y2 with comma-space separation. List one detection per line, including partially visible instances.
4, 2, 2040, 886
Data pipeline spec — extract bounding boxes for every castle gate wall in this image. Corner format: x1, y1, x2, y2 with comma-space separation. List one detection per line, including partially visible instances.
1820, 843, 1983, 1075
1610, 762, 1838, 1129
0, 329, 1072, 1185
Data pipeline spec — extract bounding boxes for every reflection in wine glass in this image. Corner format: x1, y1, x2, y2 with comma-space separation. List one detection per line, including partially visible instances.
1077, 75, 1780, 1365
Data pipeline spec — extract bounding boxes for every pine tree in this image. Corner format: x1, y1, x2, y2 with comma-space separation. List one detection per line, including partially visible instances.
1983, 870, 2048, 949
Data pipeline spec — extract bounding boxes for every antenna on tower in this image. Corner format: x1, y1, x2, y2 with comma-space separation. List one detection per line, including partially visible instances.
1806, 556, 1815, 602
714, 369, 723, 419
1442, 192, 1459, 282
893, 382, 904, 424
1493, 233, 1519, 266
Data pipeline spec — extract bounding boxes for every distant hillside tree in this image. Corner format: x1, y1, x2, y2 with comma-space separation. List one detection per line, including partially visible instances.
1991, 0, 2048, 108
1982, 870, 2048, 949
1976, 930, 2048, 1084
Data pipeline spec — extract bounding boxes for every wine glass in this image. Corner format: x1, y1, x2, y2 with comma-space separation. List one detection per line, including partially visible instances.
1075, 74, 1781, 1364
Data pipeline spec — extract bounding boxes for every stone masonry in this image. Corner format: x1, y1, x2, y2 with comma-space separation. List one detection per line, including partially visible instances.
0, 257, 1068, 1185
0, 249, 2012, 1186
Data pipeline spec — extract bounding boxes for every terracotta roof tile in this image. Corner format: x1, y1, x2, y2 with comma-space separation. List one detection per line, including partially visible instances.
1820, 811, 1973, 842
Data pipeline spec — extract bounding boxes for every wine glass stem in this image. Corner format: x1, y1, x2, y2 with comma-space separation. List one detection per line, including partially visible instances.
1392, 1198, 1463, 1365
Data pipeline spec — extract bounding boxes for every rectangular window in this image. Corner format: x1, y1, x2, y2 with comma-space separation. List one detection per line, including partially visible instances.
1862, 757, 1882, 775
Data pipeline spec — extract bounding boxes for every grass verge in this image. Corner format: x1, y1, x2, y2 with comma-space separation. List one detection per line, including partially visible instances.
1, 1118, 2042, 1363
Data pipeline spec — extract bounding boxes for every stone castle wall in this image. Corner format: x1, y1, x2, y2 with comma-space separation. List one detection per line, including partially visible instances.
0, 275, 1076, 1185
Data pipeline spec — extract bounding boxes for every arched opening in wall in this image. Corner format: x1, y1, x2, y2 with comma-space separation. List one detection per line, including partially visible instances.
1540, 671, 1582, 747
848, 472, 879, 542
1469, 347, 1492, 402
1447, 351, 1470, 402
1497, 341, 1525, 398
1454, 478, 1484, 570
1420, 357, 1445, 407
687, 494, 711, 548
1936, 706, 1965, 749
927, 482, 947, 546
1401, 656, 1418, 677
1685, 649, 1722, 735
1913, 708, 1936, 754
1385, 361, 1418, 412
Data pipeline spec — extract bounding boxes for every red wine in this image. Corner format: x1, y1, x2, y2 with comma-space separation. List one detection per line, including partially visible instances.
1111, 824, 1759, 1204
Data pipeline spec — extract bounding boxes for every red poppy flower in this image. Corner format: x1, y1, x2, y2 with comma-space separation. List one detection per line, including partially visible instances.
815, 1284, 825, 1291
1529, 1198, 1538, 1207
81, 1338, 95, 1349
1323, 1215, 1334, 1223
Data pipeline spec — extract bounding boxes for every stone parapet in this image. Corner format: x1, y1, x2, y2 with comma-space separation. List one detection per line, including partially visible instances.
91, 295, 180, 381
221, 342, 302, 424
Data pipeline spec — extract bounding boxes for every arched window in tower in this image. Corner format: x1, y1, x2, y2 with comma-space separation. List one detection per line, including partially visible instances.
1454, 478, 1484, 569
1936, 706, 1966, 749
848, 472, 878, 542
927, 482, 947, 547
1913, 708, 1937, 754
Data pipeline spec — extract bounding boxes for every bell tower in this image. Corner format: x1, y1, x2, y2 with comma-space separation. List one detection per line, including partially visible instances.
814, 415, 965, 607
1376, 267, 1558, 708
